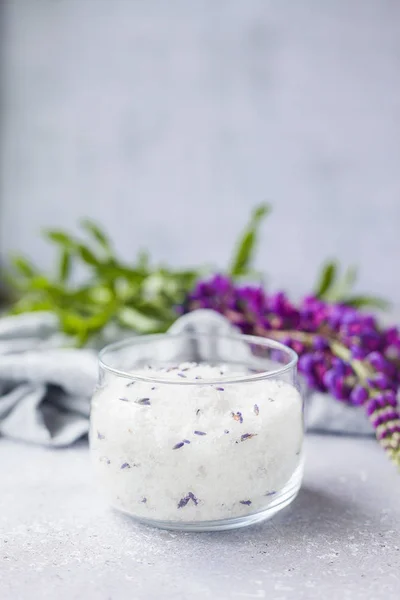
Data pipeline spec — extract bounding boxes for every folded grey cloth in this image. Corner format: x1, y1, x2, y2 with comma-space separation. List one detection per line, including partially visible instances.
0, 313, 97, 446
0, 310, 374, 447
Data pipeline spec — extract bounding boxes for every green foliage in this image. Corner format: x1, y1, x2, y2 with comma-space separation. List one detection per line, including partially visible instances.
314, 261, 389, 309
7, 206, 389, 346
228, 203, 270, 277
8, 208, 267, 345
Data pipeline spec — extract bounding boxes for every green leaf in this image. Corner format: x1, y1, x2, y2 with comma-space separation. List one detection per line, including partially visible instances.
229, 231, 255, 278
9, 204, 272, 344
11, 256, 37, 278
343, 295, 390, 310
28, 276, 54, 291
326, 265, 358, 301
343, 265, 358, 288
229, 203, 270, 277
314, 262, 337, 298
57, 308, 113, 337
252, 204, 270, 222
8, 285, 57, 312
117, 306, 167, 334
99, 263, 147, 284
87, 285, 114, 305
75, 244, 100, 267
59, 250, 72, 283
137, 250, 150, 270
46, 230, 75, 248
80, 219, 112, 254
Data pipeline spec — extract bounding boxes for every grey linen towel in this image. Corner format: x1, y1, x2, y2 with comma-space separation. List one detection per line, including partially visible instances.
0, 313, 97, 446
0, 310, 374, 447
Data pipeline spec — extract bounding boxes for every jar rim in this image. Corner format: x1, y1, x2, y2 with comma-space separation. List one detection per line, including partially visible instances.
98, 332, 298, 385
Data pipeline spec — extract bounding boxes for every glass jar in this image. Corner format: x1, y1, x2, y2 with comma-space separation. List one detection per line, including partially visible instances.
90, 330, 304, 531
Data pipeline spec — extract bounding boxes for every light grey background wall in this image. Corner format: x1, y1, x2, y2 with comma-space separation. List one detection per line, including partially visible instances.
1, 0, 399, 301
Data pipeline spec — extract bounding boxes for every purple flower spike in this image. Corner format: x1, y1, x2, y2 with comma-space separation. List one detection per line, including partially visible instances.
312, 336, 328, 351
185, 273, 400, 468
350, 385, 368, 406
298, 353, 315, 374
323, 369, 337, 390
333, 378, 351, 401
366, 396, 384, 416
332, 358, 347, 376
351, 346, 366, 360
367, 352, 386, 371
368, 373, 390, 391
383, 391, 397, 407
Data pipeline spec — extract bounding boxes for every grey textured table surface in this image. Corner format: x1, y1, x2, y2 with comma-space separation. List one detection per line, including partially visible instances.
1, 435, 399, 600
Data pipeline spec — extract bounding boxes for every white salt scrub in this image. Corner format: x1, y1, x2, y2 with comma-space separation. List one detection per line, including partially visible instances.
90, 362, 303, 525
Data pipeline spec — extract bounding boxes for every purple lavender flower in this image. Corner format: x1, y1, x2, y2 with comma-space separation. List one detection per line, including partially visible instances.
367, 373, 390, 391
135, 398, 151, 406
240, 433, 257, 442
350, 385, 368, 406
298, 353, 315, 374
177, 492, 199, 508
185, 274, 400, 467
240, 500, 252, 506
383, 391, 397, 407
350, 345, 367, 360
188, 492, 198, 505
312, 336, 328, 351
177, 496, 190, 508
